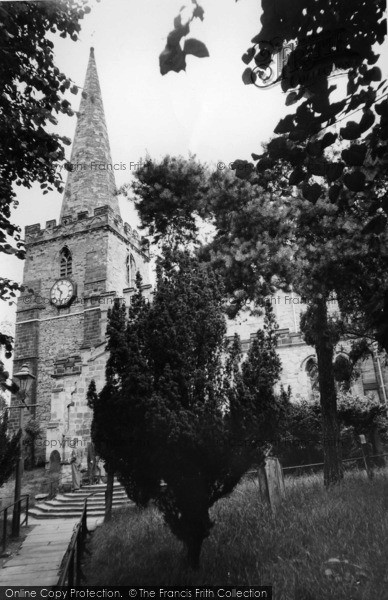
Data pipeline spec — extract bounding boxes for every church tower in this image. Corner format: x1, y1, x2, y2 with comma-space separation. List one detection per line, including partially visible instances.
12, 48, 151, 469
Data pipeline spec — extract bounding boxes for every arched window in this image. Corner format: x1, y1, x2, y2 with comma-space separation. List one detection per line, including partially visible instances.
60, 247, 72, 277
126, 253, 137, 288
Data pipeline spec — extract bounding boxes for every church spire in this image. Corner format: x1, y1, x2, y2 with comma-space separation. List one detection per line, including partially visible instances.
60, 47, 120, 220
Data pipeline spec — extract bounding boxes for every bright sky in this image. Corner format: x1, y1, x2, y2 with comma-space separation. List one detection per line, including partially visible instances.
1, 0, 388, 329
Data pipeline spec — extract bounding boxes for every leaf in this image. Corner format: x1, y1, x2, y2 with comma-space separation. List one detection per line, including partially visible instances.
285, 91, 301, 106
306, 140, 322, 157
267, 137, 288, 160
302, 183, 322, 203
341, 145, 367, 167
251, 153, 261, 160
340, 121, 360, 140
359, 109, 375, 134
375, 99, 388, 118
159, 46, 186, 75
343, 170, 366, 192
242, 47, 255, 65
232, 160, 254, 180
256, 156, 274, 172
70, 85, 78, 94
193, 4, 205, 20
242, 68, 255, 85
321, 132, 337, 149
361, 66, 382, 84
289, 167, 306, 186
362, 214, 387, 235
307, 159, 326, 177
183, 38, 209, 58
329, 184, 342, 202
274, 115, 294, 135
326, 162, 345, 182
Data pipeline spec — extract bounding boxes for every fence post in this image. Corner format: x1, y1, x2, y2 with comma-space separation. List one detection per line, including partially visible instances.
2, 508, 7, 553
25, 496, 29, 527
359, 434, 374, 480
265, 456, 286, 513
68, 548, 75, 587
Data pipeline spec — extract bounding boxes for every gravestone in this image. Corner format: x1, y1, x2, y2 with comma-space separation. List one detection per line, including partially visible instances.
258, 456, 286, 513
49, 449, 61, 473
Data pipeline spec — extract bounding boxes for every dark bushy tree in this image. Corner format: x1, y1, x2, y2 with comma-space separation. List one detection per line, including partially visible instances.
0, 407, 20, 488
89, 252, 284, 567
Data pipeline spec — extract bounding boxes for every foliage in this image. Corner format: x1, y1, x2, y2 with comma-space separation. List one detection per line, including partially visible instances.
159, 1, 208, 76
0, 0, 92, 350
90, 252, 284, 567
0, 409, 20, 488
277, 392, 388, 467
157, 0, 387, 487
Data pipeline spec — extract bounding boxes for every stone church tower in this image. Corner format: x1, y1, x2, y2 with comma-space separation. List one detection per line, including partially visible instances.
12, 48, 151, 469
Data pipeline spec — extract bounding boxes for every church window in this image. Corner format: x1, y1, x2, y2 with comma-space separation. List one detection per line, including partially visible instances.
60, 247, 72, 277
126, 252, 137, 288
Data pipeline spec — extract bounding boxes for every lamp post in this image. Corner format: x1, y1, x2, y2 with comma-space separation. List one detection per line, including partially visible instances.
11, 363, 35, 537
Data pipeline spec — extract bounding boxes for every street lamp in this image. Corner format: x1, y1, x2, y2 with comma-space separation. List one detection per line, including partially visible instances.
11, 363, 36, 537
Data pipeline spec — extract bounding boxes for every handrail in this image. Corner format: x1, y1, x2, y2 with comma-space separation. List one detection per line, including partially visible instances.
1, 494, 29, 554
56, 489, 99, 587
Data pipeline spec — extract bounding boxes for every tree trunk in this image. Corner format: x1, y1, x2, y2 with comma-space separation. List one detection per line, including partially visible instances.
186, 536, 203, 569
105, 469, 114, 522
315, 298, 343, 486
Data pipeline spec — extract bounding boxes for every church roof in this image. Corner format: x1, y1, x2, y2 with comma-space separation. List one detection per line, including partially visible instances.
60, 47, 120, 219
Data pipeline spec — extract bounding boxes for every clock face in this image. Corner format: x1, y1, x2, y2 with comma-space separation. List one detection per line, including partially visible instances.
50, 279, 75, 307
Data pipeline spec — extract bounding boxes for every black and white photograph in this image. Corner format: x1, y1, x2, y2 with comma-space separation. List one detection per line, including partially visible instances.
0, 0, 388, 597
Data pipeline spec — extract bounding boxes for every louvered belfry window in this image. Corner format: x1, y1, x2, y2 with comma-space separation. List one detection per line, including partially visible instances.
60, 247, 72, 277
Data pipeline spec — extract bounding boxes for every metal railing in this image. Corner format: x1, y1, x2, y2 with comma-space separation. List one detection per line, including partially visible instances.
56, 498, 89, 586
1, 494, 29, 553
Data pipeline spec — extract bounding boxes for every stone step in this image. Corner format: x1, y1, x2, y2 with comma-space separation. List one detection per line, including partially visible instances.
57, 490, 127, 501
37, 498, 129, 510
28, 503, 134, 519
29, 480, 132, 520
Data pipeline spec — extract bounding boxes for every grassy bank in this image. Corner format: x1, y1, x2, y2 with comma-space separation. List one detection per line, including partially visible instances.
84, 470, 388, 599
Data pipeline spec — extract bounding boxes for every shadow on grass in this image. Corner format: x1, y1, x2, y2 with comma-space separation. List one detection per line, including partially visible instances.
84, 470, 388, 599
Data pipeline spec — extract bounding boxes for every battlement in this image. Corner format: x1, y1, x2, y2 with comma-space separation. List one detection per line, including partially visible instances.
24, 205, 149, 257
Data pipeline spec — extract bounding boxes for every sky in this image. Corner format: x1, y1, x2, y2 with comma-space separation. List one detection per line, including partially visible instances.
1, 0, 388, 330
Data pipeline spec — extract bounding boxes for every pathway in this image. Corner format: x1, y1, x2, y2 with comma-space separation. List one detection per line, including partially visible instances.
0, 515, 103, 586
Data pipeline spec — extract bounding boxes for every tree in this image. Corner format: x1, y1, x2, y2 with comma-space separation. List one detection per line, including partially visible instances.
158, 0, 387, 486
89, 251, 284, 567
0, 0, 92, 353
0, 407, 20, 488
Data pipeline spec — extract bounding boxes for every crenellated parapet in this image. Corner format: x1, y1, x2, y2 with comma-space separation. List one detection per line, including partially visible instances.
24, 205, 150, 259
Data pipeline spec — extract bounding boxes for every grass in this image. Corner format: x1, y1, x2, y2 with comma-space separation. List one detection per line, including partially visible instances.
0, 466, 54, 510
84, 470, 388, 599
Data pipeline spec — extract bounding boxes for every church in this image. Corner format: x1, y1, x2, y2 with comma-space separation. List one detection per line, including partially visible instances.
11, 48, 152, 469
11, 48, 388, 472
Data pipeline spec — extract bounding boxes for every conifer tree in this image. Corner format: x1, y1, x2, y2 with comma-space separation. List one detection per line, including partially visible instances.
89, 251, 284, 567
